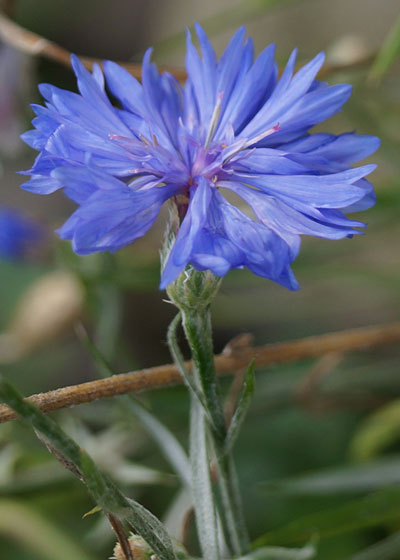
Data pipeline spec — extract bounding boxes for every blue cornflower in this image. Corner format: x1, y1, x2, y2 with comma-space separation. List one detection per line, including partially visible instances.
0, 206, 41, 260
20, 25, 379, 289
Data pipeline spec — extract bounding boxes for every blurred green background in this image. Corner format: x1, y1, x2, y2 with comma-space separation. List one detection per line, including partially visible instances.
0, 0, 399, 558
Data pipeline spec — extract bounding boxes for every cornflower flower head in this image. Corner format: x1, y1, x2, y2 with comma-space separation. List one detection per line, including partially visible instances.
0, 206, 42, 260
20, 24, 379, 289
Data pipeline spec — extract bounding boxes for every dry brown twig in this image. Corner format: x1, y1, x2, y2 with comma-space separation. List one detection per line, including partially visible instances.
0, 322, 399, 424
0, 10, 186, 80
0, 9, 373, 81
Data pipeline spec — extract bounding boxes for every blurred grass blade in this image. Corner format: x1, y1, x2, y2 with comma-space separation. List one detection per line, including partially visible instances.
350, 399, 400, 461
239, 542, 316, 559
152, 0, 308, 59
0, 499, 95, 560
349, 532, 400, 560
224, 359, 255, 455
124, 399, 191, 488
190, 396, 220, 559
369, 12, 400, 82
77, 323, 191, 488
75, 322, 116, 378
262, 455, 400, 496
253, 487, 400, 547
0, 374, 178, 560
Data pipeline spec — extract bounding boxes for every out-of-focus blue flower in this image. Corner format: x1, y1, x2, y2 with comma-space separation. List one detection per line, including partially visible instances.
0, 206, 41, 259
20, 25, 379, 289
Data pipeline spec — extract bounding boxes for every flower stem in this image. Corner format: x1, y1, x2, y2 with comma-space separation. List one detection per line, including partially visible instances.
180, 307, 226, 446
179, 305, 250, 556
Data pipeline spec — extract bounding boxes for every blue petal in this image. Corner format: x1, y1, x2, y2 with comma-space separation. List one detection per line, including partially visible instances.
228, 164, 376, 208
219, 43, 277, 134
224, 182, 364, 242
58, 179, 179, 254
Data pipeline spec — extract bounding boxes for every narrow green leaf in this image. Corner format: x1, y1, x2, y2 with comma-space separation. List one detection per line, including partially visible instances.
253, 487, 400, 547
224, 359, 255, 455
77, 323, 191, 488
80, 451, 177, 560
0, 376, 82, 468
0, 375, 177, 560
190, 396, 220, 560
349, 532, 400, 560
124, 399, 191, 489
369, 12, 400, 82
240, 542, 316, 559
75, 322, 115, 378
262, 455, 400, 496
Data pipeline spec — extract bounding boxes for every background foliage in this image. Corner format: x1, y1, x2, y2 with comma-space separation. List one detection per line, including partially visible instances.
0, 0, 399, 558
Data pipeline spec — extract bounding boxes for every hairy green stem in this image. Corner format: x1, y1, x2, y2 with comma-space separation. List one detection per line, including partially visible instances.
180, 308, 226, 446
179, 305, 250, 556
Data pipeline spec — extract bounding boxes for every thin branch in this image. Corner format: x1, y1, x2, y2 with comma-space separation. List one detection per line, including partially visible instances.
0, 9, 373, 81
0, 322, 399, 424
0, 0, 15, 18
295, 352, 344, 408
0, 11, 186, 80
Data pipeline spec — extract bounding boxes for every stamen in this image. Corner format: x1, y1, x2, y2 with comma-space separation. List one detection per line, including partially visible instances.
139, 134, 152, 146
245, 123, 280, 148
204, 91, 224, 149
220, 124, 280, 168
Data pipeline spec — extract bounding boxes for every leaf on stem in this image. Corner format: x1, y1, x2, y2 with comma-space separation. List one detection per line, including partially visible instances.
224, 359, 255, 456
190, 397, 221, 560
0, 375, 178, 560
